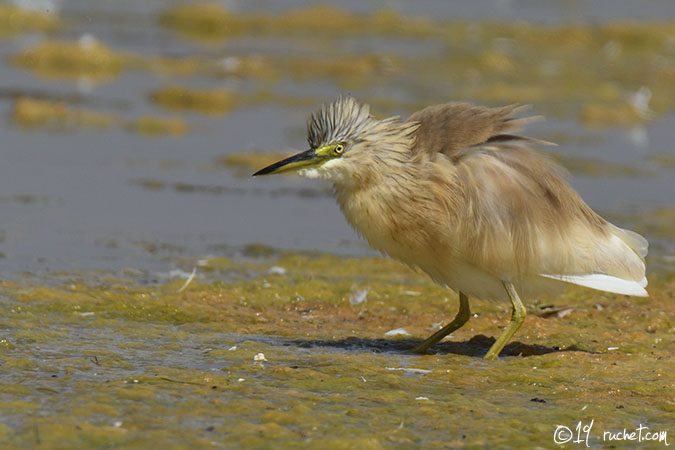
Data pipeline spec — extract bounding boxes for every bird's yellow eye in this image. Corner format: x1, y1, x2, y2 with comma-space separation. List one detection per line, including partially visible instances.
334, 144, 344, 155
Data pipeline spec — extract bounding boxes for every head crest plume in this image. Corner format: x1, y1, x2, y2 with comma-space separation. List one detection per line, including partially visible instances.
307, 96, 374, 149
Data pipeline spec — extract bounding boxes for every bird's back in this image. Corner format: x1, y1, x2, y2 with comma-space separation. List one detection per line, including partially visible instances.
400, 103, 648, 299
408, 103, 542, 158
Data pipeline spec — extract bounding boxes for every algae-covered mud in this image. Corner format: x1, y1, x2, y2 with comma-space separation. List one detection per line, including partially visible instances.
1, 0, 674, 448
1, 255, 674, 448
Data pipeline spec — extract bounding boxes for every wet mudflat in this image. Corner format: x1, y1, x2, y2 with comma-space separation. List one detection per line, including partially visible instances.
1, 253, 674, 448
1, 1, 674, 448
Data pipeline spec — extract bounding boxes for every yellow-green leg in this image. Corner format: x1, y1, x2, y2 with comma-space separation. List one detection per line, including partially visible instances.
411, 292, 470, 354
484, 281, 527, 360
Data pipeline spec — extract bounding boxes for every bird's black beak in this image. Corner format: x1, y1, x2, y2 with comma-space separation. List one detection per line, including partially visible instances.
252, 148, 323, 176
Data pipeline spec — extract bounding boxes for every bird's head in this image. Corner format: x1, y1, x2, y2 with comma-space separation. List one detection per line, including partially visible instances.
253, 96, 418, 184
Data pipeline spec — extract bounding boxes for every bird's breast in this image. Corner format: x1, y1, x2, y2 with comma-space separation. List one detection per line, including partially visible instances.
336, 182, 452, 268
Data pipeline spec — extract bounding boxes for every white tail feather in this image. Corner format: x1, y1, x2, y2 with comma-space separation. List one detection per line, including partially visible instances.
539, 273, 648, 297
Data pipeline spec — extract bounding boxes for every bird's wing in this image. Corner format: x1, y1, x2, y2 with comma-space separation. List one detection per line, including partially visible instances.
447, 146, 647, 293
407, 103, 548, 159
412, 108, 648, 296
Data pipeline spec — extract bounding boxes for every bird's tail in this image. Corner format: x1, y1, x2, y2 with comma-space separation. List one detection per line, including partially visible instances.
539, 225, 649, 297
610, 224, 648, 259
539, 273, 648, 297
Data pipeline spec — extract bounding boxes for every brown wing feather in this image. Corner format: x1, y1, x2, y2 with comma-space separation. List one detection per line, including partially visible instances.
407, 103, 543, 159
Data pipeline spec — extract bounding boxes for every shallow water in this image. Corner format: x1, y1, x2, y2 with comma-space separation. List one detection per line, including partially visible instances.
1, 0, 674, 274
0, 1, 674, 448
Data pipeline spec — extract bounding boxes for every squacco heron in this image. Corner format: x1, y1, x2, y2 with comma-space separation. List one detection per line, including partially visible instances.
253, 97, 648, 360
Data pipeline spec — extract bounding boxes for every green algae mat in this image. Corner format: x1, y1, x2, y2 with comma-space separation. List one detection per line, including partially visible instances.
1, 254, 673, 448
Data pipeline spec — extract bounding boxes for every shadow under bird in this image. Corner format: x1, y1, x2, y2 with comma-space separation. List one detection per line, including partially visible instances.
253, 97, 648, 360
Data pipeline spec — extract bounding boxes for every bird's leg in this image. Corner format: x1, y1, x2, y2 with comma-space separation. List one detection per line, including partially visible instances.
484, 282, 527, 360
411, 292, 470, 354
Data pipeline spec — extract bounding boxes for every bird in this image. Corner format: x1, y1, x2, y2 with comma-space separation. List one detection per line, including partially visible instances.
253, 96, 648, 360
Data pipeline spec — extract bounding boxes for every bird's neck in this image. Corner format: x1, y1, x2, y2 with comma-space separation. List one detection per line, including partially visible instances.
333, 153, 420, 200
332, 152, 424, 252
